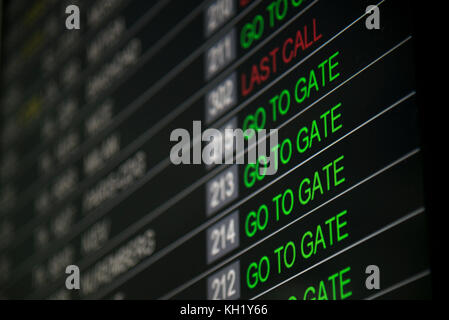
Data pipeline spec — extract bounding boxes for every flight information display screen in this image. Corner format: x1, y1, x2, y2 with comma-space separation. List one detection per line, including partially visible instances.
0, 0, 432, 300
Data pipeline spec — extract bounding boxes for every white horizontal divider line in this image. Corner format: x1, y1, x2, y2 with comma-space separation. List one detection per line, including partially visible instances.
250, 207, 426, 300
364, 269, 431, 300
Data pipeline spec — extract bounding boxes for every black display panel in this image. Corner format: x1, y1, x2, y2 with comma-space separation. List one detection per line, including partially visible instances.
0, 0, 432, 300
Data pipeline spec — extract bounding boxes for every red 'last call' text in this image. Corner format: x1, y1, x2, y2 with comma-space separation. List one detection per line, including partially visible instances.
241, 18, 322, 97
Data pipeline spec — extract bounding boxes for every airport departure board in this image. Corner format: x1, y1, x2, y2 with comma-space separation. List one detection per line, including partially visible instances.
0, 0, 432, 300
